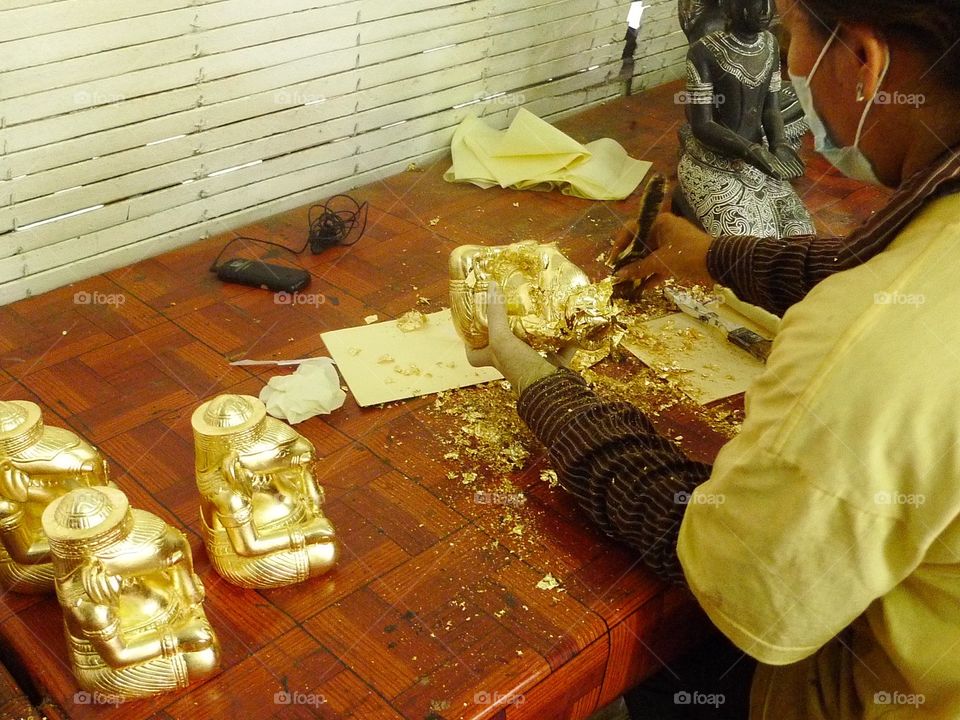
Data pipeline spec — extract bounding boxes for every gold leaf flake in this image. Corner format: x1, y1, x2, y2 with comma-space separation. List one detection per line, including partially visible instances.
540, 469, 559, 488
397, 310, 428, 332
536, 573, 561, 591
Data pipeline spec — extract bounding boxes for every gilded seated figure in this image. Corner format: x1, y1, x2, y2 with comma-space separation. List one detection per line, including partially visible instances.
449, 242, 618, 353
192, 394, 338, 589
0, 400, 111, 593
42, 486, 219, 701
676, 0, 815, 238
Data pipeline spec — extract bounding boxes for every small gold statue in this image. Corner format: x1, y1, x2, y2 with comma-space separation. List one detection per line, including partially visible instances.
192, 395, 338, 589
449, 241, 618, 352
0, 400, 111, 594
42, 486, 220, 701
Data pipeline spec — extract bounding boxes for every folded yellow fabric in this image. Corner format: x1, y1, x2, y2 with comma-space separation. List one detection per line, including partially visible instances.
444, 108, 651, 201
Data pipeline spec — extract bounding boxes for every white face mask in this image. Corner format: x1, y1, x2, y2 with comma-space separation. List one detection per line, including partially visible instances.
788, 26, 891, 186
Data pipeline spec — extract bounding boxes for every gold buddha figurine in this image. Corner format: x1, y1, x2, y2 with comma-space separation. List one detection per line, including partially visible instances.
0, 400, 111, 594
192, 394, 338, 589
449, 241, 618, 352
42, 486, 220, 701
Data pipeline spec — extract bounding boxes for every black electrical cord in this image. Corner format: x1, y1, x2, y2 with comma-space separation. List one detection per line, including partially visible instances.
308, 194, 368, 254
209, 194, 369, 272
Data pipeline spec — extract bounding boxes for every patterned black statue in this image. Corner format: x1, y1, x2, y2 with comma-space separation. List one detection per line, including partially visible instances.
676, 0, 814, 238
679, 0, 726, 43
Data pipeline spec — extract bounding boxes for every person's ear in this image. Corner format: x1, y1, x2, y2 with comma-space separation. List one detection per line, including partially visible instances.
841, 24, 888, 102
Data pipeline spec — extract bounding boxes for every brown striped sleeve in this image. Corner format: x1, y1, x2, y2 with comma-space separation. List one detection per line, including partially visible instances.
706, 233, 845, 317
518, 369, 712, 584
707, 147, 960, 317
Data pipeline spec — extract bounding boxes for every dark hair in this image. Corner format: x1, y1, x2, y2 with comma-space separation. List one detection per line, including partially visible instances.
799, 0, 960, 86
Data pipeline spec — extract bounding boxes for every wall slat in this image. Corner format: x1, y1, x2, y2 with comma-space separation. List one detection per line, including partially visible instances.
0, 0, 684, 304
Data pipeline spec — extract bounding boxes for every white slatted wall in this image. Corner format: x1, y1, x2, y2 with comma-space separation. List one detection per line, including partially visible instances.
0, 0, 686, 304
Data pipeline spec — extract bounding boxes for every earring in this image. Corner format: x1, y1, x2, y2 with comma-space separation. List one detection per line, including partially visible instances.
856, 82, 866, 102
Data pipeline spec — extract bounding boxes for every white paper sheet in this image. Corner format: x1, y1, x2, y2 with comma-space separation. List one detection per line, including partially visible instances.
321, 309, 503, 407
623, 301, 773, 404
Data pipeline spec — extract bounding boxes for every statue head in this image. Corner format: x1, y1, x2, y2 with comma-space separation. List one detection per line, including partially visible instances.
42, 487, 133, 562
192, 395, 267, 455
0, 400, 43, 456
724, 0, 773, 35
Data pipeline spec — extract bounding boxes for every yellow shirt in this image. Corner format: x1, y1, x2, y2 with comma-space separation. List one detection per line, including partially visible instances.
678, 193, 960, 719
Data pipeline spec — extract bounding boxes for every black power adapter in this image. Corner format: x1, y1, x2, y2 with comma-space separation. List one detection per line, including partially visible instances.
210, 194, 368, 291
215, 258, 311, 293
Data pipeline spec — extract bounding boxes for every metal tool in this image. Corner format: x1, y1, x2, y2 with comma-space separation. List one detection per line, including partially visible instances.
230, 356, 330, 367
663, 287, 772, 362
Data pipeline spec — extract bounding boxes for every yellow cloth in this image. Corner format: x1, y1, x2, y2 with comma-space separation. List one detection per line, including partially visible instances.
678, 193, 960, 719
443, 109, 651, 201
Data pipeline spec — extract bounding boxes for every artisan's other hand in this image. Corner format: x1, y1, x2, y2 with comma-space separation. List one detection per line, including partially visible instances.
465, 282, 556, 395
614, 213, 713, 289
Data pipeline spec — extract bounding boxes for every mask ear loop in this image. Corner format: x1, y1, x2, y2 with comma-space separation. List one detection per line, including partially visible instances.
805, 25, 840, 86
852, 45, 892, 148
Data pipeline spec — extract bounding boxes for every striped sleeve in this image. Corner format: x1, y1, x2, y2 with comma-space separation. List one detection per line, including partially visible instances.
517, 369, 712, 584
706, 234, 845, 317
706, 146, 960, 317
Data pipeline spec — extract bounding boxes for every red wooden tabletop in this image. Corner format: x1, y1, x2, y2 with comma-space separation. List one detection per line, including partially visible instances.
0, 81, 885, 720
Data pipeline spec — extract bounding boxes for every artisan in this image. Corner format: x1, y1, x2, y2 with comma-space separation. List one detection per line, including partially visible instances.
465, 0, 960, 717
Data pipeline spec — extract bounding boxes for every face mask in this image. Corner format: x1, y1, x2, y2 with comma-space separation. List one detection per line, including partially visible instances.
788, 26, 891, 186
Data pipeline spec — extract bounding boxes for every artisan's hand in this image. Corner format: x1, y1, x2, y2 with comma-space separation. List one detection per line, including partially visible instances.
465, 282, 557, 395
607, 218, 642, 266
614, 213, 714, 289
771, 144, 805, 179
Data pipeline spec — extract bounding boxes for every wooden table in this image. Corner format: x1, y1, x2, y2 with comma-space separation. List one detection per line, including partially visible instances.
0, 83, 883, 720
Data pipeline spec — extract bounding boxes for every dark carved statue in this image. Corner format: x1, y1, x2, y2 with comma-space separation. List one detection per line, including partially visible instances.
676, 0, 814, 238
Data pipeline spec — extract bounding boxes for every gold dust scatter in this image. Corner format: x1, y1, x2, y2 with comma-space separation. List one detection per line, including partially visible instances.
397, 310, 428, 332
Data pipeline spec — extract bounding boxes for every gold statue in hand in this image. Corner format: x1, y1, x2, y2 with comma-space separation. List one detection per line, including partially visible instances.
192, 395, 338, 589
42, 486, 220, 701
450, 241, 618, 352
0, 400, 111, 594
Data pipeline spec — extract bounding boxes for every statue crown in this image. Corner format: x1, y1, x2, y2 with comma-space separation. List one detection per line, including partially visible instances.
54, 489, 115, 531
0, 401, 30, 433
192, 395, 267, 446
43, 486, 132, 557
0, 400, 44, 454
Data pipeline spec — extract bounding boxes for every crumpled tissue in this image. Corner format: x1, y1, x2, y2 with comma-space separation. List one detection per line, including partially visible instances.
259, 358, 346, 424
